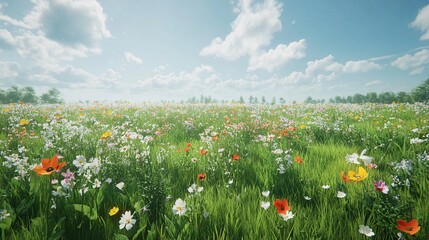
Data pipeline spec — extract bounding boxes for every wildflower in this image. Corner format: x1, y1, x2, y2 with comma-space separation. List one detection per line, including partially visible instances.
374, 180, 389, 194
203, 211, 209, 218
172, 198, 187, 216
73, 155, 86, 168
262, 191, 270, 197
34, 155, 66, 176
304, 196, 311, 200
2, 108, 10, 113
341, 171, 350, 183
101, 131, 112, 140
272, 149, 283, 155
396, 219, 420, 235
348, 167, 368, 182
260, 201, 270, 210
19, 119, 29, 125
191, 157, 197, 163
294, 156, 302, 164
218, 148, 225, 153
197, 173, 206, 181
345, 153, 360, 164
116, 182, 125, 190
93, 178, 101, 188
273, 198, 290, 215
232, 153, 240, 161
119, 211, 136, 230
109, 207, 119, 216
359, 225, 375, 237
337, 191, 346, 198
359, 149, 373, 165
200, 149, 207, 155
0, 209, 10, 221
279, 211, 294, 221
322, 185, 330, 189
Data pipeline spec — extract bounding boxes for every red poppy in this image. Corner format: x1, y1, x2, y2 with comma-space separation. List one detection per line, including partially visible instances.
197, 173, 206, 181
397, 219, 420, 235
184, 148, 190, 153
294, 156, 302, 164
232, 153, 240, 161
274, 199, 290, 215
340, 171, 350, 183
33, 155, 66, 176
186, 143, 192, 147
200, 149, 207, 155
212, 135, 219, 141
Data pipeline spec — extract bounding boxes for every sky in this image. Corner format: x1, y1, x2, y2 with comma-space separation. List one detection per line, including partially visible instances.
0, 0, 429, 103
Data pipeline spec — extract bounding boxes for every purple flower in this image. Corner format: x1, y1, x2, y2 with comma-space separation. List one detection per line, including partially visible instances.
374, 180, 389, 194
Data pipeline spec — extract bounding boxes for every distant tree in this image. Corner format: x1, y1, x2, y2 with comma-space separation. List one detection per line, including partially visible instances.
411, 78, 429, 102
352, 93, 365, 104
40, 88, 64, 104
22, 86, 38, 104
366, 92, 378, 103
346, 96, 353, 103
304, 96, 314, 104
0, 89, 5, 103
271, 97, 276, 105
239, 96, 245, 104
279, 97, 286, 104
396, 91, 412, 103
261, 96, 266, 104
6, 86, 21, 103
254, 97, 258, 104
248, 96, 254, 104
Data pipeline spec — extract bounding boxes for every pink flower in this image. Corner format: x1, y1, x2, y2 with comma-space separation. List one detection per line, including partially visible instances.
374, 180, 389, 194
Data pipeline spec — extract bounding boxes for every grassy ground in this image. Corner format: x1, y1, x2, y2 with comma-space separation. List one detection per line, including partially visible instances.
0, 102, 428, 239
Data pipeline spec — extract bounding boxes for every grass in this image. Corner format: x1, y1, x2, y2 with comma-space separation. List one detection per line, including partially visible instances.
0, 102, 428, 239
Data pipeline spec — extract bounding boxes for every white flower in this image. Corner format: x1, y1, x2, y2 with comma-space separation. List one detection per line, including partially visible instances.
260, 201, 270, 210
172, 198, 187, 216
359, 149, 373, 165
359, 225, 375, 237
197, 186, 204, 193
345, 153, 360, 164
322, 185, 330, 189
279, 211, 294, 221
0, 209, 10, 221
304, 196, 311, 200
73, 155, 86, 168
218, 148, 225, 153
272, 149, 283, 155
92, 178, 101, 188
188, 183, 197, 193
262, 191, 270, 197
116, 182, 125, 190
105, 178, 112, 184
119, 211, 136, 230
203, 211, 209, 218
337, 191, 346, 198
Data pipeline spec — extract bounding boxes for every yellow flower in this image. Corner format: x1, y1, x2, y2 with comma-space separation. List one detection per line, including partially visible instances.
299, 125, 306, 129
101, 131, 112, 140
19, 119, 29, 125
109, 207, 119, 216
348, 166, 368, 182
2, 108, 10, 113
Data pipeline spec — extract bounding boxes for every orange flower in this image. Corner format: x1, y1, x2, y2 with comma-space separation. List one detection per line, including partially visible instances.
186, 143, 192, 147
212, 135, 219, 141
232, 153, 240, 161
274, 199, 290, 215
397, 219, 420, 235
184, 148, 190, 153
197, 173, 206, 181
340, 171, 350, 183
33, 155, 66, 176
200, 149, 207, 155
294, 156, 302, 164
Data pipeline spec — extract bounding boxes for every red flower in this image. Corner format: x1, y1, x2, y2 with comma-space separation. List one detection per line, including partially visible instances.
396, 219, 420, 235
232, 153, 240, 161
197, 173, 206, 181
340, 171, 350, 183
184, 148, 190, 153
274, 198, 290, 215
294, 156, 302, 164
200, 149, 207, 155
33, 155, 66, 176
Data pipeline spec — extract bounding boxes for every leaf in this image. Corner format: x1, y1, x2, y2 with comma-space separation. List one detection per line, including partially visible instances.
132, 224, 147, 240
72, 204, 98, 220
0, 216, 12, 230
114, 234, 129, 240
16, 198, 35, 216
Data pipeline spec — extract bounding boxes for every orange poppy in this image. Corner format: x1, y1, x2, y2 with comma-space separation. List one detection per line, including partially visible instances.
197, 173, 206, 181
200, 149, 207, 155
33, 155, 66, 176
294, 156, 302, 164
396, 219, 420, 235
184, 148, 190, 153
340, 171, 350, 183
212, 135, 219, 141
232, 153, 240, 161
273, 198, 290, 215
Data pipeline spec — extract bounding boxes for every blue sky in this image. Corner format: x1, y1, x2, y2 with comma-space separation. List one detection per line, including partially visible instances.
0, 0, 429, 102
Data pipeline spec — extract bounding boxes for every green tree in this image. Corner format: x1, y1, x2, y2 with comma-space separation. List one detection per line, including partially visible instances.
40, 88, 64, 104
411, 78, 429, 102
22, 86, 38, 104
6, 86, 22, 103
365, 92, 378, 103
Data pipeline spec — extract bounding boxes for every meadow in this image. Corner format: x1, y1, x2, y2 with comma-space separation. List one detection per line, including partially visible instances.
0, 102, 428, 239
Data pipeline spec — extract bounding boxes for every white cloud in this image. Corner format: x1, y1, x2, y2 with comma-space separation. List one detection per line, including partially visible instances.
410, 4, 429, 40
248, 39, 306, 72
200, 0, 282, 60
279, 55, 381, 86
0, 28, 16, 49
343, 60, 381, 73
124, 52, 143, 64
0, 61, 19, 79
138, 65, 219, 89
365, 80, 382, 87
391, 49, 429, 74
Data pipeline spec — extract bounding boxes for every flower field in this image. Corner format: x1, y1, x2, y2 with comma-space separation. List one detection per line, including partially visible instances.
0, 102, 428, 239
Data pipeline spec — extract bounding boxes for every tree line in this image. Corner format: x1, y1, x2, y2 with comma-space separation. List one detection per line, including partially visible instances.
0, 86, 64, 104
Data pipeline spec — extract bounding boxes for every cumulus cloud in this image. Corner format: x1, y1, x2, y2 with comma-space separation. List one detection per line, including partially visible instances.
410, 4, 429, 40
0, 28, 16, 49
124, 52, 143, 64
365, 80, 382, 87
343, 60, 381, 73
391, 49, 429, 74
248, 39, 306, 72
138, 65, 219, 89
200, 0, 282, 60
0, 61, 19, 79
